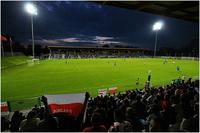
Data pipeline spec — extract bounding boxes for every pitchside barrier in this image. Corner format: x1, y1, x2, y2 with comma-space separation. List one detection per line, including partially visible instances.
158, 56, 199, 61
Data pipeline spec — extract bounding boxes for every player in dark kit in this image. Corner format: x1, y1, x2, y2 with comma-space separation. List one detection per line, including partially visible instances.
176, 65, 180, 71
114, 62, 116, 66
148, 70, 151, 82
136, 78, 139, 86
163, 59, 167, 64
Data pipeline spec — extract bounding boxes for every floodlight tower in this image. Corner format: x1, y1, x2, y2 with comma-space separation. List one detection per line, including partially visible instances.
152, 21, 163, 57
25, 3, 37, 59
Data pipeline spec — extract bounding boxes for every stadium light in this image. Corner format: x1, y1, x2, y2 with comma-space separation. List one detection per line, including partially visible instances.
153, 21, 163, 31
152, 21, 163, 57
25, 3, 37, 15
25, 3, 37, 59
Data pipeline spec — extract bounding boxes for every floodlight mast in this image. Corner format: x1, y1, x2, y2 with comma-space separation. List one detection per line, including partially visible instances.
153, 21, 163, 57
25, 3, 37, 59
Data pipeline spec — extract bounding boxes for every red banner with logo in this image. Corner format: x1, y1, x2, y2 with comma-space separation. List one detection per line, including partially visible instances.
108, 87, 117, 94
45, 93, 85, 117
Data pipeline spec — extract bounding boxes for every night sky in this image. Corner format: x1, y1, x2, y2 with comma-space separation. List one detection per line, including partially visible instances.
1, 1, 199, 49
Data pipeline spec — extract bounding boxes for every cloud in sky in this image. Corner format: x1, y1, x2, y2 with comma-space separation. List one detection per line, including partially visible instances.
35, 39, 59, 45
34, 36, 121, 46
94, 36, 114, 41
59, 38, 80, 43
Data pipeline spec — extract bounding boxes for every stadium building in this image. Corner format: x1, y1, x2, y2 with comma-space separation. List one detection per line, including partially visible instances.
48, 46, 152, 59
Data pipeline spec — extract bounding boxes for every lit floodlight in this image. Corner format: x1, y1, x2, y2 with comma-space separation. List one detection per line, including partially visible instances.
152, 21, 164, 57
25, 3, 38, 59
25, 3, 37, 15
153, 21, 163, 31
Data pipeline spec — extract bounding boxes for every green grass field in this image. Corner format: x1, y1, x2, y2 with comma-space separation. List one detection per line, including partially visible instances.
1, 57, 199, 110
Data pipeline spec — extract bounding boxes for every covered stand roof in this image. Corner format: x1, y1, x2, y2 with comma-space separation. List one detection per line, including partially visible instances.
95, 1, 199, 22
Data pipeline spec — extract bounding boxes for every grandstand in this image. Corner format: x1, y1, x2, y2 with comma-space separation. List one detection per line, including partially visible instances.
48, 46, 152, 59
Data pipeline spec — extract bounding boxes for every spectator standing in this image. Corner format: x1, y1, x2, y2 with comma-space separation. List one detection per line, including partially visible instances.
82, 113, 107, 132
19, 110, 40, 131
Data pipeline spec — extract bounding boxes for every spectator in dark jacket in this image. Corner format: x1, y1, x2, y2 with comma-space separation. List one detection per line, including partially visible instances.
82, 113, 106, 132
10, 111, 23, 132
19, 110, 40, 132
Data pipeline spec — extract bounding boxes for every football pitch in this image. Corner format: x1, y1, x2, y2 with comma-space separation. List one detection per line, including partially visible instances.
1, 57, 199, 104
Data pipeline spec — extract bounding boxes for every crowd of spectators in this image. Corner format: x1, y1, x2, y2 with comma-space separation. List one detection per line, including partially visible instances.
1, 78, 199, 132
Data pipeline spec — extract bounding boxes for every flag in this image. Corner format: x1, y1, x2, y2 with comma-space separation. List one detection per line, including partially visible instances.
1, 35, 7, 42
0, 102, 9, 112
45, 93, 86, 117
108, 87, 117, 94
98, 89, 107, 96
